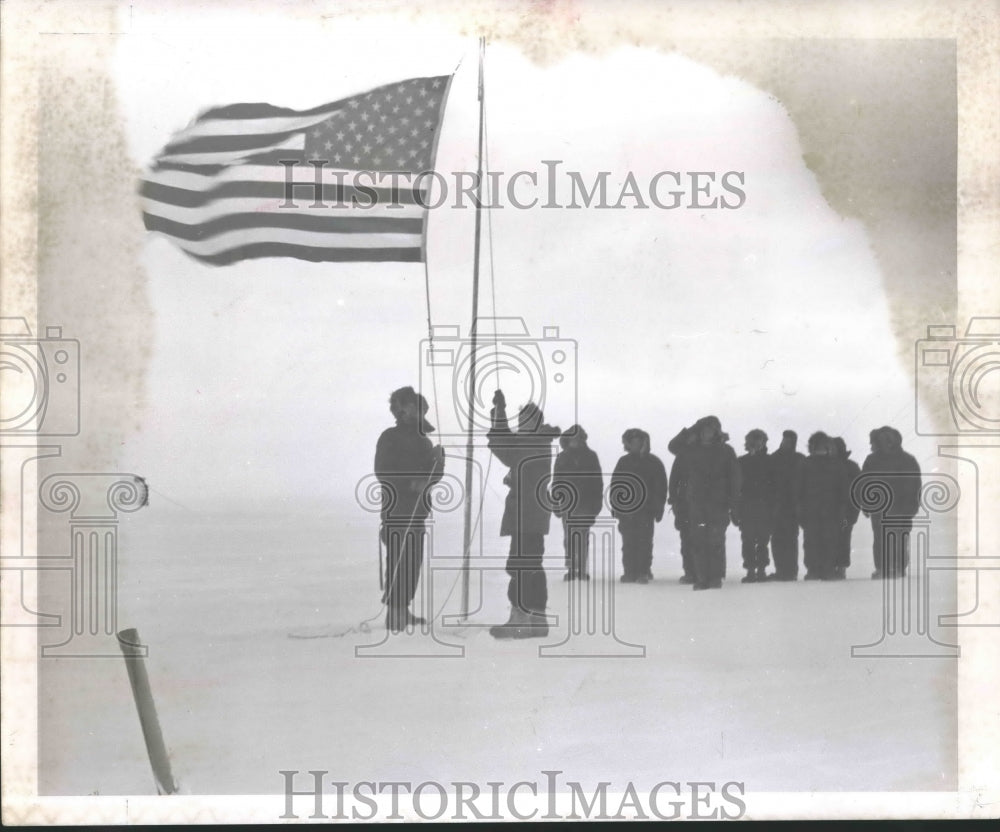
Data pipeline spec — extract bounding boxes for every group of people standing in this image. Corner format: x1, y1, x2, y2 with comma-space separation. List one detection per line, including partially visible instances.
666, 421, 861, 588
374, 385, 923, 638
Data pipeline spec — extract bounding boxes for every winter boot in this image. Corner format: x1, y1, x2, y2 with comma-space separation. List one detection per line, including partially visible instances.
679, 574, 696, 585
512, 611, 550, 639
741, 570, 757, 584
490, 607, 528, 639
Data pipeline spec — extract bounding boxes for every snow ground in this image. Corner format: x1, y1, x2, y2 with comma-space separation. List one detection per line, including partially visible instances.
38, 507, 957, 796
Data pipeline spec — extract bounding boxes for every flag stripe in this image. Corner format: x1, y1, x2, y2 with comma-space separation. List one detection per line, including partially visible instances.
162, 129, 313, 158
141, 179, 424, 209
167, 111, 341, 143
186, 243, 423, 266
144, 196, 425, 225
168, 226, 423, 257
155, 135, 306, 168
143, 211, 423, 242
148, 160, 229, 176
144, 160, 429, 193
198, 100, 348, 121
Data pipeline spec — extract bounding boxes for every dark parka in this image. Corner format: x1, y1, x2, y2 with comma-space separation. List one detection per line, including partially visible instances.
770, 444, 805, 522
610, 434, 668, 521
552, 439, 604, 522
859, 443, 921, 519
667, 427, 695, 525
839, 456, 863, 526
682, 437, 742, 526
374, 417, 443, 525
488, 406, 561, 537
738, 452, 776, 517
795, 455, 849, 525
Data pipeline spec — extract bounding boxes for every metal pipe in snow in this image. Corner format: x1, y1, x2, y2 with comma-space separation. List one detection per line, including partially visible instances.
117, 628, 178, 795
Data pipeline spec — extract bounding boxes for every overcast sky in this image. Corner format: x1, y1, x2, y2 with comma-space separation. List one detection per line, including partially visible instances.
110, 8, 936, 514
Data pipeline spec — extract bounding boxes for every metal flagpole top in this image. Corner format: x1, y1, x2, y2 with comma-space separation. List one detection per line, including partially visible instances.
460, 34, 488, 620
478, 36, 485, 101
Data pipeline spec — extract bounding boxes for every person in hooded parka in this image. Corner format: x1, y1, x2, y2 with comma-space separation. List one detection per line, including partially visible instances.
796, 431, 849, 581
551, 425, 604, 581
682, 416, 741, 591
860, 426, 922, 579
737, 428, 776, 583
610, 428, 668, 584
487, 389, 561, 639
374, 386, 445, 632
667, 424, 699, 584
829, 436, 862, 580
768, 429, 805, 581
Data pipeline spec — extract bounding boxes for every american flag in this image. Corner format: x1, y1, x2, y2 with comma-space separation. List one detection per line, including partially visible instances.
140, 75, 453, 266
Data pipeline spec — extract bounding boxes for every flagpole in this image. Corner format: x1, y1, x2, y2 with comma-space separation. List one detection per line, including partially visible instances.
460, 37, 486, 619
